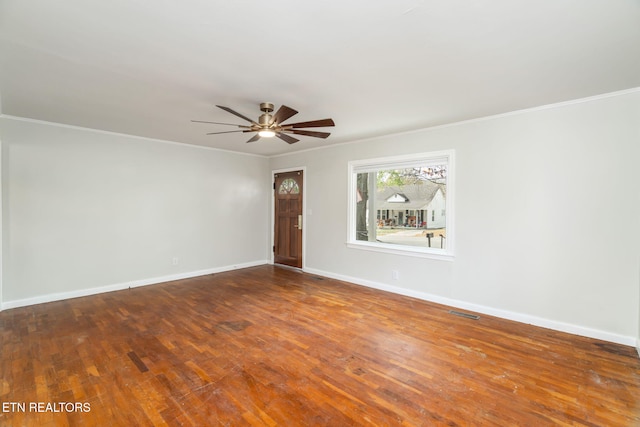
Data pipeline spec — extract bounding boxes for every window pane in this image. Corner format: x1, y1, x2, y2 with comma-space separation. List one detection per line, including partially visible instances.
278, 178, 300, 194
354, 165, 447, 249
355, 173, 371, 241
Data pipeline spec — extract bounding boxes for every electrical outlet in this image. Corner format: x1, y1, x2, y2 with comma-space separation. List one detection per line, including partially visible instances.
172, 257, 179, 266
392, 270, 399, 280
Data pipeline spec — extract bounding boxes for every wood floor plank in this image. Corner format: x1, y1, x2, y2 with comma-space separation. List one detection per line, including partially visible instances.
1, 265, 639, 426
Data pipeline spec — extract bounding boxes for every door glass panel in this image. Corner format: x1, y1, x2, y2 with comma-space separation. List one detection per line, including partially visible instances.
278, 178, 300, 194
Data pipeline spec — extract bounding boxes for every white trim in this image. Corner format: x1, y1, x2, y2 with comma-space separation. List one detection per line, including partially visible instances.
349, 151, 452, 172
1, 258, 635, 348
271, 167, 307, 269
3, 88, 637, 161
0, 114, 267, 158
347, 150, 455, 260
269, 87, 640, 159
0, 135, 3, 312
303, 267, 637, 347
345, 242, 454, 261
0, 260, 268, 311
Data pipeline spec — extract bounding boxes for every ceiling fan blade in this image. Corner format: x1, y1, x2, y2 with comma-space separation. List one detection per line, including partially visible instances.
284, 118, 335, 129
205, 130, 247, 135
270, 105, 298, 125
276, 133, 299, 144
216, 105, 258, 124
192, 120, 250, 128
246, 134, 261, 143
288, 129, 331, 139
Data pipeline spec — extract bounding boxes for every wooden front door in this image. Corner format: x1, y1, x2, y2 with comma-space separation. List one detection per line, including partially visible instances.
274, 170, 303, 268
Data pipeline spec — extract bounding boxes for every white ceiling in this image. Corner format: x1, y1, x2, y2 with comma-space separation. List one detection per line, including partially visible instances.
1, 1, 639, 156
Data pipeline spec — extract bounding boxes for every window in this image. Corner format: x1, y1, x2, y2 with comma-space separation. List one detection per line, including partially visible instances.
279, 178, 300, 194
347, 150, 454, 260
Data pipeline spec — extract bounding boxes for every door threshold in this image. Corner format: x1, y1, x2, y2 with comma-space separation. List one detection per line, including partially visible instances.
274, 263, 304, 273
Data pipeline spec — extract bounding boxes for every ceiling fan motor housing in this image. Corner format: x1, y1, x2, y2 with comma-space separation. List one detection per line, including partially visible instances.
259, 114, 272, 126
259, 102, 275, 126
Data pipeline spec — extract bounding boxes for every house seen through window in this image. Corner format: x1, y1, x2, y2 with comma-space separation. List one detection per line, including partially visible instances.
348, 151, 454, 259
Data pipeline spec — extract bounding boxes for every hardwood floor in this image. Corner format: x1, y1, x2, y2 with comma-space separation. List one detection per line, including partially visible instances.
1, 265, 639, 426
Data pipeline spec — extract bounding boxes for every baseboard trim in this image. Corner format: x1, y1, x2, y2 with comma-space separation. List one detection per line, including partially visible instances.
1, 260, 268, 311
3, 262, 636, 349
304, 267, 637, 348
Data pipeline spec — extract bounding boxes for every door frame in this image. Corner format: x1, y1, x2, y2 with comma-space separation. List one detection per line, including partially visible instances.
271, 166, 306, 269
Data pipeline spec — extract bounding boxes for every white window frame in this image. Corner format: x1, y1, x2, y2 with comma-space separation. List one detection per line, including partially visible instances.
347, 150, 455, 261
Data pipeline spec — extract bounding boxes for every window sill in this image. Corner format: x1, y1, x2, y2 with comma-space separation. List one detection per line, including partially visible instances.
346, 241, 454, 261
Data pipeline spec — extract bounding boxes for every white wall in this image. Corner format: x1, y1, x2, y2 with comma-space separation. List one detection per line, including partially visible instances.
270, 90, 640, 345
2, 91, 638, 347
1, 117, 270, 307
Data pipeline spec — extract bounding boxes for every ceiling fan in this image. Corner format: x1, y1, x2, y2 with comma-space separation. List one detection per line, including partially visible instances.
192, 102, 335, 144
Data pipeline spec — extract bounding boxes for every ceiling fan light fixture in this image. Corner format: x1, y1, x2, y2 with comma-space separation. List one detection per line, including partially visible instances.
258, 129, 276, 138
194, 103, 335, 145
